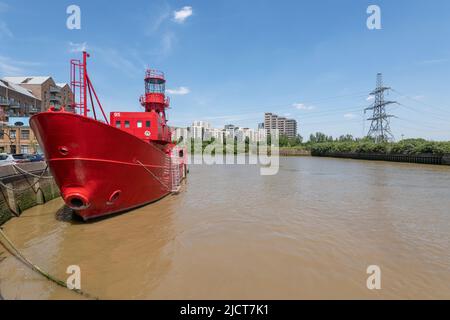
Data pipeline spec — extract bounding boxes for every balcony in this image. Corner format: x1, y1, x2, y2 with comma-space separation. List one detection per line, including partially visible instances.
50, 86, 61, 93
0, 97, 10, 106
49, 95, 61, 103
7, 113, 20, 118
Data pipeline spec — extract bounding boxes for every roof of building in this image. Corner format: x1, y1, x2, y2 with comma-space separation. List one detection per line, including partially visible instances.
0, 79, 37, 99
3, 76, 52, 85
56, 82, 69, 88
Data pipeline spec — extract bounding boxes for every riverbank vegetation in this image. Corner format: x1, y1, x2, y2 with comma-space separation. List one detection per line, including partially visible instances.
307, 134, 450, 155
278, 133, 450, 155
182, 133, 450, 156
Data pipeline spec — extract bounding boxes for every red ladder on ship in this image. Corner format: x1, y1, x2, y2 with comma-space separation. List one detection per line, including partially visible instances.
70, 51, 109, 123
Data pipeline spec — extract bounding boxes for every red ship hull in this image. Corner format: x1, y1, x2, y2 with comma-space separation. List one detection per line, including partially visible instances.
30, 111, 181, 221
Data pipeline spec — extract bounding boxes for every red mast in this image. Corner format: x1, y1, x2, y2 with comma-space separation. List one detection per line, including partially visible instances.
70, 51, 108, 123
82, 51, 88, 117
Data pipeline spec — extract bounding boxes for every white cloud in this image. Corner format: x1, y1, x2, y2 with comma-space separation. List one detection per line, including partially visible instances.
366, 95, 374, 101
0, 55, 40, 75
293, 103, 315, 110
149, 11, 170, 34
94, 47, 141, 76
420, 58, 448, 65
69, 42, 88, 53
144, 2, 171, 36
167, 86, 190, 95
344, 113, 357, 119
161, 32, 175, 55
67, 44, 141, 77
0, 2, 12, 39
0, 21, 12, 38
173, 6, 193, 23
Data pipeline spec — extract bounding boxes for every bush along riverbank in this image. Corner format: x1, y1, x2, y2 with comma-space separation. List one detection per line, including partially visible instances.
310, 139, 450, 165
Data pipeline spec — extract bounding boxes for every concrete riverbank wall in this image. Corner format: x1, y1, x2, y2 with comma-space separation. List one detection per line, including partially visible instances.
0, 163, 60, 226
279, 148, 311, 156
312, 152, 450, 166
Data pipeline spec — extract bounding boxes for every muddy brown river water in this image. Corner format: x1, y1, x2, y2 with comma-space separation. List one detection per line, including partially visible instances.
1, 157, 450, 299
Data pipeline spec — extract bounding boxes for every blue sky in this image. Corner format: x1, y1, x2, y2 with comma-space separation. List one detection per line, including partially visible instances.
0, 0, 449, 140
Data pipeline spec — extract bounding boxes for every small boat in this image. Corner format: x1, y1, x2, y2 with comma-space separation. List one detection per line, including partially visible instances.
30, 51, 187, 221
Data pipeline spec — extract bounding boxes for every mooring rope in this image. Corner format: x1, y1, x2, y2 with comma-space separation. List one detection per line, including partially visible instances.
0, 164, 51, 192
0, 228, 99, 300
12, 164, 54, 179
135, 160, 171, 191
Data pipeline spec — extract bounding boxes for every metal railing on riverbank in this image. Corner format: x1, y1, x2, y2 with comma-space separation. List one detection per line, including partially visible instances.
312, 152, 450, 166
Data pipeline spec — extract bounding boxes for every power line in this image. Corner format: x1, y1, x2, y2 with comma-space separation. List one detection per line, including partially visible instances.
392, 89, 450, 117
193, 91, 370, 117
397, 102, 450, 124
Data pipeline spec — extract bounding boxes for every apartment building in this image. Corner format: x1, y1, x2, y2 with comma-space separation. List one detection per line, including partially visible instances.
0, 117, 39, 154
0, 79, 41, 121
3, 76, 73, 111
172, 127, 189, 142
191, 121, 212, 140
285, 119, 297, 139
56, 83, 74, 110
264, 112, 298, 139
210, 128, 224, 143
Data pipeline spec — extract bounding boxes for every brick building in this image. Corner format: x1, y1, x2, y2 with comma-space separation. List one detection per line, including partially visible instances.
3, 76, 73, 112
0, 117, 39, 154
0, 79, 41, 120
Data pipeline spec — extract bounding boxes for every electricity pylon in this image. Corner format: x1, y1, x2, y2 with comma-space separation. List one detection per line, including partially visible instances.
365, 73, 397, 142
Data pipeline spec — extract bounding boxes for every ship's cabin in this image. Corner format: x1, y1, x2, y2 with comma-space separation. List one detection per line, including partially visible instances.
110, 111, 171, 143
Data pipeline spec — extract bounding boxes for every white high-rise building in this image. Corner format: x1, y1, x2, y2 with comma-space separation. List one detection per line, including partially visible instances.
172, 127, 189, 141
211, 128, 224, 143
175, 122, 265, 143
190, 121, 212, 140
264, 113, 297, 138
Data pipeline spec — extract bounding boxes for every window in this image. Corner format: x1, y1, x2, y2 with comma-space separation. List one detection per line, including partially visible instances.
146, 121, 151, 128
21, 145, 29, 154
137, 121, 143, 128
124, 121, 130, 128
115, 121, 121, 128
21, 130, 30, 140
10, 130, 16, 139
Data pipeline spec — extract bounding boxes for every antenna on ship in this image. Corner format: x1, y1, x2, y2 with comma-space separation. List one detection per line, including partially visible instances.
365, 73, 398, 142
70, 51, 109, 123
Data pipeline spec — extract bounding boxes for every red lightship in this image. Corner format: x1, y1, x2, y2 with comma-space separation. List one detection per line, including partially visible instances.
30, 52, 187, 221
